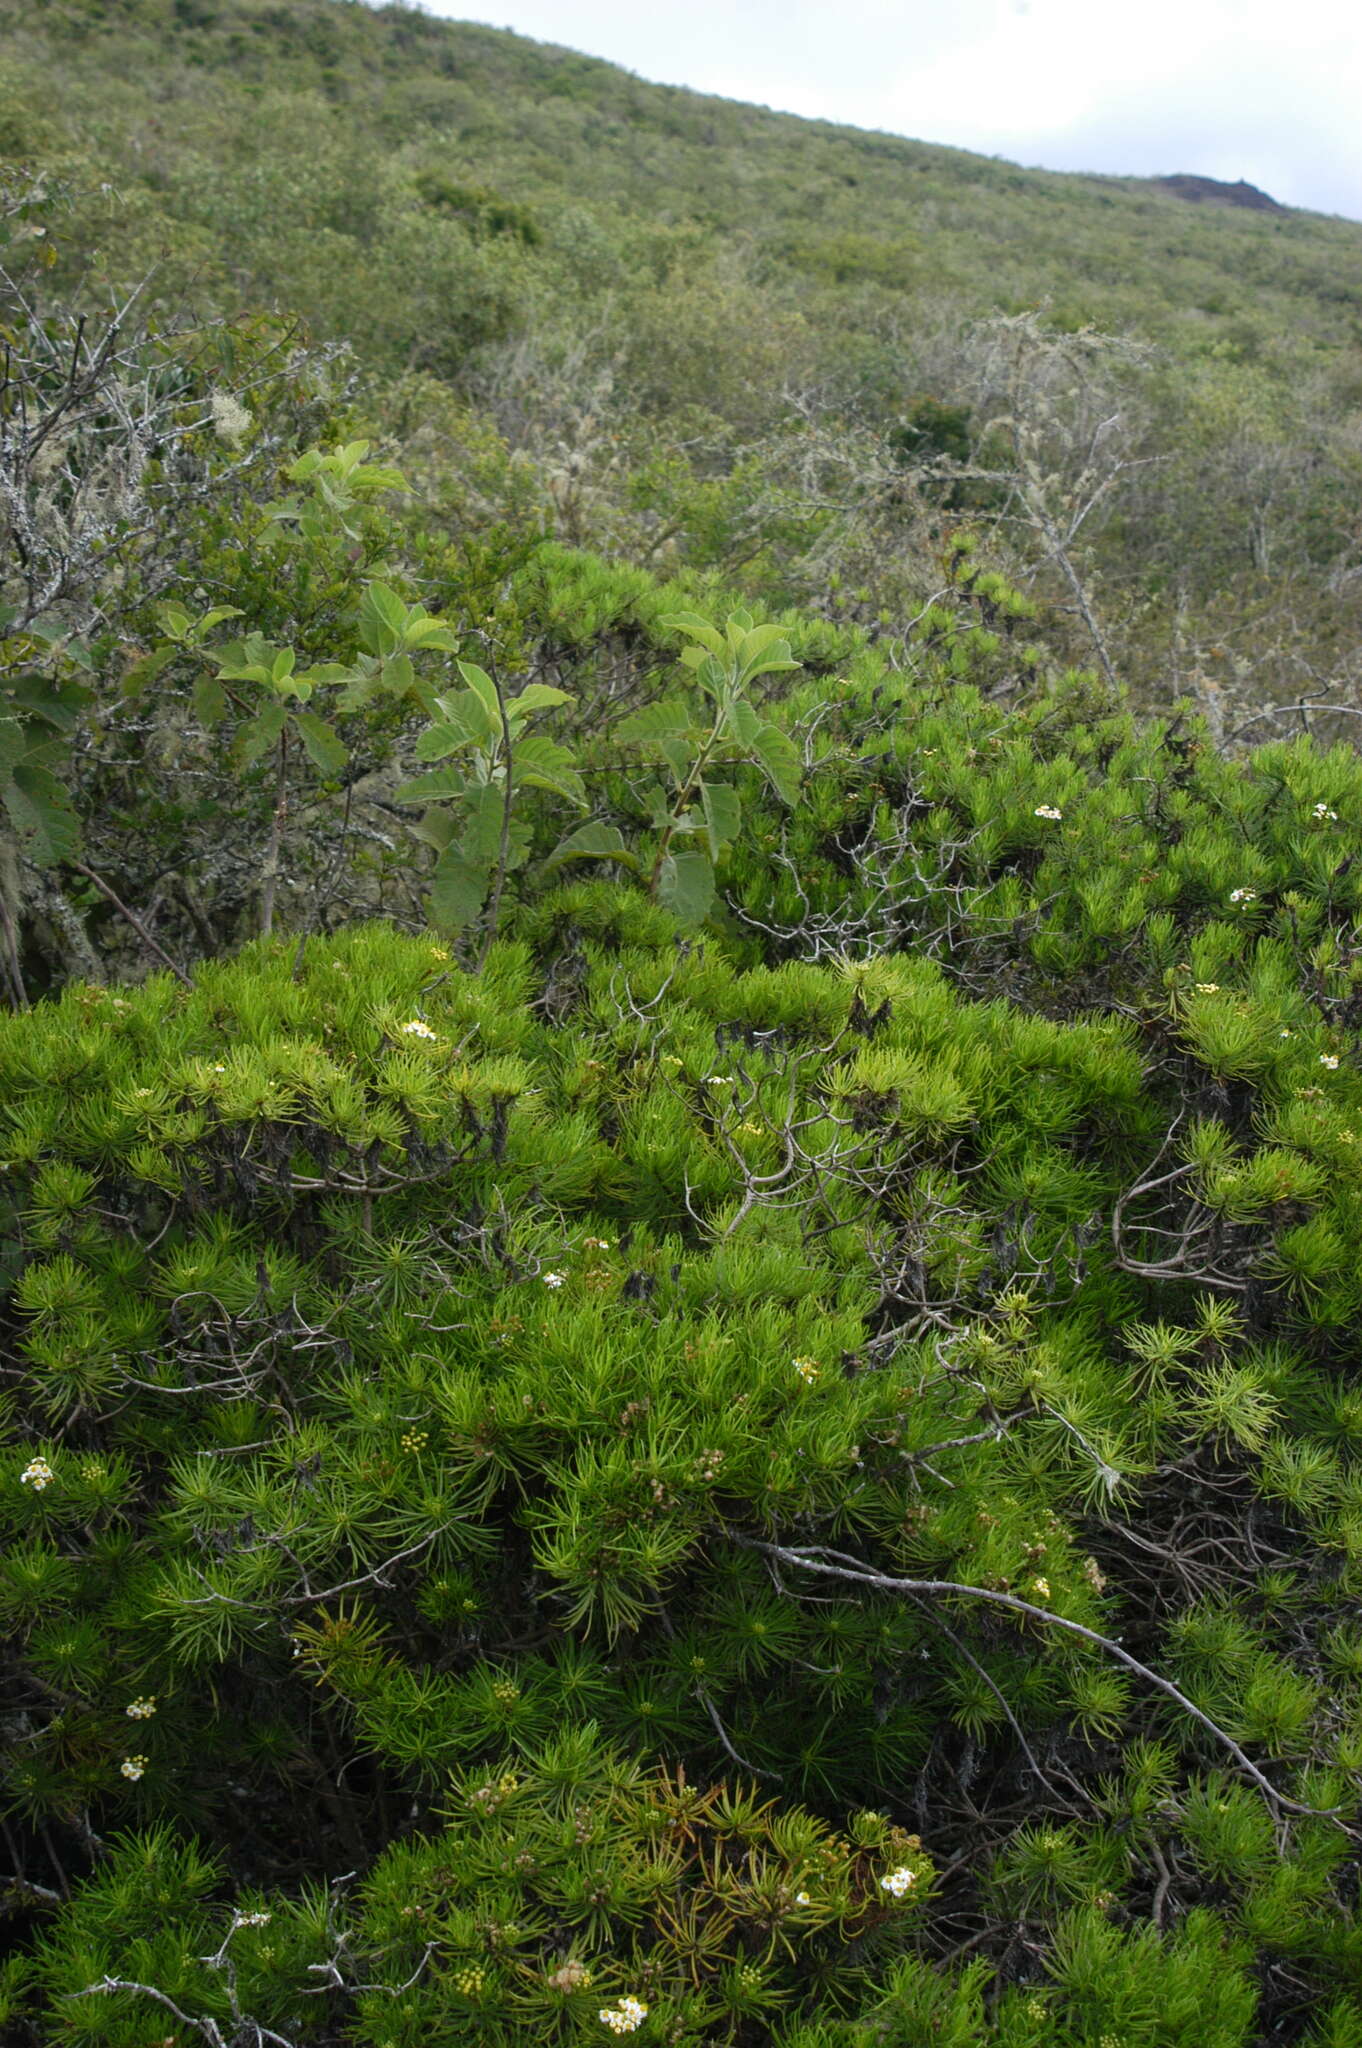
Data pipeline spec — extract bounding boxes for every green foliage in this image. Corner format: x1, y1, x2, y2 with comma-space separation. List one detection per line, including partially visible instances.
5, 8, 1362, 2041
397, 658, 583, 936
2, 881, 1362, 2036
0, 615, 90, 865
615, 609, 802, 924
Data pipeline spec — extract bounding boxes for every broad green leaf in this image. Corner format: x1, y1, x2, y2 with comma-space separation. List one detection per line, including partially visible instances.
156, 602, 193, 641
196, 605, 245, 637
415, 702, 488, 757
740, 650, 801, 684
736, 622, 789, 662
429, 847, 488, 933
232, 701, 288, 770
409, 807, 456, 853
393, 765, 475, 805
506, 683, 573, 718
700, 779, 743, 858
5, 758, 80, 865
216, 634, 278, 686
296, 663, 361, 690
456, 661, 503, 734
192, 673, 229, 726
401, 609, 460, 653
692, 652, 728, 700
541, 821, 637, 875
658, 850, 715, 928
359, 582, 411, 658
659, 611, 726, 657
617, 697, 695, 745
381, 652, 416, 698
642, 781, 672, 831
661, 737, 693, 787
5, 672, 91, 733
334, 656, 385, 712
292, 711, 348, 776
725, 696, 761, 745
434, 684, 500, 745
512, 735, 586, 808
753, 724, 802, 806
459, 782, 509, 865
737, 623, 800, 684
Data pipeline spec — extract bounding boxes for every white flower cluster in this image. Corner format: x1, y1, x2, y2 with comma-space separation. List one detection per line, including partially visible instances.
120, 1756, 148, 1781
1320, 1054, 1340, 1069
1033, 804, 1062, 821
210, 390, 253, 447
879, 1865, 917, 1898
792, 1356, 821, 1385
598, 1995, 648, 2033
20, 1457, 54, 1491
542, 1271, 566, 1288
125, 1696, 157, 1720
399, 1018, 437, 1040
1313, 802, 1338, 820
1229, 888, 1256, 904
236, 1910, 272, 1928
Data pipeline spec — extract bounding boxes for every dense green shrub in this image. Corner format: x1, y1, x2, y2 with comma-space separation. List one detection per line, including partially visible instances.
3, 852, 1362, 2037
4, 7, 1362, 2036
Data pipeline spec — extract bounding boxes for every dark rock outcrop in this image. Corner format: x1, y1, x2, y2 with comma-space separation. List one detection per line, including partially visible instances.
1156, 173, 1286, 212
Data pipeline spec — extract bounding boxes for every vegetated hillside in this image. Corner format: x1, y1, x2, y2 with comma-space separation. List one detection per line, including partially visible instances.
6, 0, 1362, 725
5, 12, 1362, 2046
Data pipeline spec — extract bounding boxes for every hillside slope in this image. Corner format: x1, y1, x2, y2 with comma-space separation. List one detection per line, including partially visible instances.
6, 0, 1362, 722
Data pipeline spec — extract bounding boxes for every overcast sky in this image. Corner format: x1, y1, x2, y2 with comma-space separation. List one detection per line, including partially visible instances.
421, 0, 1362, 222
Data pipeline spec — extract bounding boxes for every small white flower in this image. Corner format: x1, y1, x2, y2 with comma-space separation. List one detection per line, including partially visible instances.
1229, 888, 1256, 904
795, 1890, 811, 1905
599, 1995, 649, 2033
792, 1356, 821, 1384
20, 1457, 54, 1491
879, 1865, 917, 1898
704, 1074, 735, 1085
542, 1271, 566, 1288
120, 1756, 147, 1782
236, 1910, 272, 1928
399, 1018, 437, 1040
1320, 1054, 1340, 1069
1033, 804, 1062, 821
1194, 983, 1220, 995
1312, 802, 1338, 820
1279, 1029, 1294, 1039
583, 1236, 612, 1250
212, 1063, 227, 1073
125, 1696, 157, 1720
